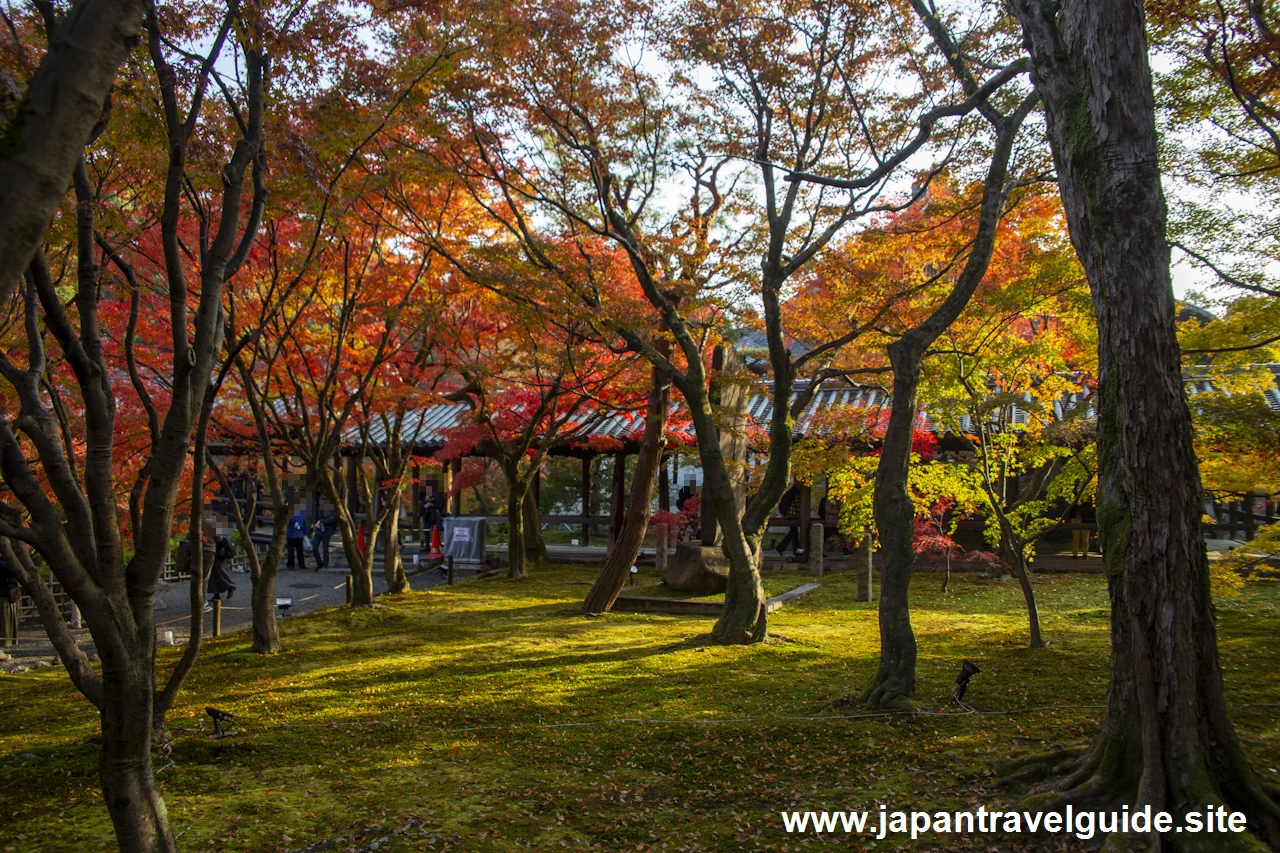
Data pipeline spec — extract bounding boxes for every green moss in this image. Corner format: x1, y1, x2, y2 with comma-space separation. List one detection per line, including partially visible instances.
2, 569, 1277, 852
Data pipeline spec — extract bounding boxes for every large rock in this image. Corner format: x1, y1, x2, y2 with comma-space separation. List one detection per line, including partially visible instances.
662, 542, 729, 594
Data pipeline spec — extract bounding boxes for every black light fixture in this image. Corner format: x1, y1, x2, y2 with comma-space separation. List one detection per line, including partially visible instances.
629, 566, 639, 586
953, 660, 981, 705
275, 596, 293, 616
206, 706, 234, 738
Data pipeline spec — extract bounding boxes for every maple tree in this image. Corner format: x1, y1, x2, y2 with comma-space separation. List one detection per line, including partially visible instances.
0, 0, 269, 848
919, 197, 1096, 647
430, 249, 647, 580
417, 0, 1034, 644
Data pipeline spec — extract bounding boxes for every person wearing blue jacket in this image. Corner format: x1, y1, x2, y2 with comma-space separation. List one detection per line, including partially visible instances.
286, 510, 307, 570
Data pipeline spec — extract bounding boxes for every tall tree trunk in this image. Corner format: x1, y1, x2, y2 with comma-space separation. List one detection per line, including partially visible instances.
522, 479, 548, 568
584, 361, 672, 613
101, 666, 175, 853
384, 495, 409, 594
251, 530, 286, 654
319, 467, 374, 606
1010, 0, 1280, 842
859, 97, 1033, 709
857, 530, 874, 602
695, 419, 767, 644
506, 481, 528, 579
862, 345, 923, 709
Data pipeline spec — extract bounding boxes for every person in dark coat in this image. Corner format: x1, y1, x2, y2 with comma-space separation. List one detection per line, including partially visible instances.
774, 484, 803, 556
286, 510, 307, 570
311, 513, 334, 570
206, 518, 237, 604
1, 553, 21, 648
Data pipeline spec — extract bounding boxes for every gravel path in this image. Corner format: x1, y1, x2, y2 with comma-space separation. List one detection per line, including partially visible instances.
0, 564, 448, 673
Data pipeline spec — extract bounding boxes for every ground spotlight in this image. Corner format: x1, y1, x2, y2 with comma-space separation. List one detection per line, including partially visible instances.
206, 706, 234, 738
953, 660, 981, 705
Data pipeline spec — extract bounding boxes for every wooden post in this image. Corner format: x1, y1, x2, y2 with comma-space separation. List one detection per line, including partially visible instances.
447, 555, 455, 586
609, 451, 626, 546
798, 484, 812, 552
345, 575, 352, 604
212, 599, 222, 637
581, 455, 592, 546
448, 458, 462, 516
808, 523, 824, 576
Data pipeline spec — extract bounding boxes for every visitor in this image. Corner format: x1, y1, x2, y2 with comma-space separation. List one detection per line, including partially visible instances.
206, 518, 237, 605
774, 483, 802, 556
420, 492, 445, 548
1, 552, 21, 648
311, 513, 334, 570
1071, 497, 1094, 559
286, 510, 308, 570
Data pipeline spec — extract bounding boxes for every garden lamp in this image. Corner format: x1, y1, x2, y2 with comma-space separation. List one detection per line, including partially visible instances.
953, 660, 981, 704
206, 706, 234, 738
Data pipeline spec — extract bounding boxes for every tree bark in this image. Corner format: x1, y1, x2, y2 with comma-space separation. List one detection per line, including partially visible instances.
384, 496, 409, 593
857, 530, 873, 602
863, 345, 924, 709
1003, 532, 1044, 649
100, 662, 175, 853
251, 529, 285, 654
584, 360, 671, 613
1009, 0, 1280, 843
522, 474, 548, 568
860, 96, 1034, 709
506, 480, 528, 579
0, 0, 145, 298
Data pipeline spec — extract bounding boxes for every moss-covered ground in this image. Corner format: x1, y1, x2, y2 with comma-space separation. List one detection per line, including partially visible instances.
2, 567, 1278, 852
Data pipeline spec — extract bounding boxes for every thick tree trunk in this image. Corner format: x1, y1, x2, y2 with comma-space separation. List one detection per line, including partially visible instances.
384, 500, 409, 593
862, 345, 923, 709
506, 485, 527, 579
0, 0, 146, 297
857, 530, 874, 602
100, 670, 175, 853
671, 395, 768, 642
521, 480, 548, 568
1010, 0, 1280, 845
251, 520, 286, 654
858, 97, 1031, 709
350, 542, 374, 605
584, 362, 671, 613
248, 535, 281, 653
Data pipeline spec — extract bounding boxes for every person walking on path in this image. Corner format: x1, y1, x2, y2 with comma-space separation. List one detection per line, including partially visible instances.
311, 513, 334, 570
206, 518, 238, 604
1, 553, 21, 647
286, 510, 308, 570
